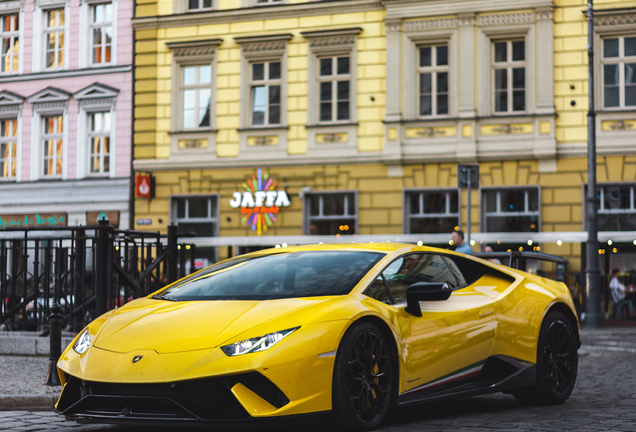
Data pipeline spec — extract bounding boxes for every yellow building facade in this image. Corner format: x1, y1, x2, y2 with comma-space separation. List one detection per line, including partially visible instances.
132, 0, 636, 283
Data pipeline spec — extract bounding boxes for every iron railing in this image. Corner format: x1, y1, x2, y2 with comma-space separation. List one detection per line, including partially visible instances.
0, 222, 195, 333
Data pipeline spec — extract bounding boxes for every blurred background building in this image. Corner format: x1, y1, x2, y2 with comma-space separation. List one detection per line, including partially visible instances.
0, 0, 133, 229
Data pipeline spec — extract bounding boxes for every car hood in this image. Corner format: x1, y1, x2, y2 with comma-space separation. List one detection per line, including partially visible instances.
92, 297, 330, 354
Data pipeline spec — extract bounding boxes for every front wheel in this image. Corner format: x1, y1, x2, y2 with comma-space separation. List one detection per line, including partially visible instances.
513, 310, 578, 405
332, 322, 395, 431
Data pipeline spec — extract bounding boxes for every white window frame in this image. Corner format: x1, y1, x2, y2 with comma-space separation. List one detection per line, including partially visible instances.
44, 8, 65, 70
249, 60, 283, 127
170, 194, 220, 236
186, 0, 213, 12
40, 114, 65, 179
492, 39, 527, 115
243, 0, 284, 5
32, 0, 70, 73
78, 0, 118, 68
30, 107, 68, 181
316, 54, 352, 124
179, 63, 214, 131
90, 2, 114, 66
0, 11, 21, 75
303, 190, 358, 235
417, 44, 450, 118
600, 35, 636, 110
0, 116, 19, 181
79, 105, 115, 179
403, 188, 460, 234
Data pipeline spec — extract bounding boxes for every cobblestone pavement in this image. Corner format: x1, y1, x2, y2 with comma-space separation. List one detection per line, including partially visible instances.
1, 329, 635, 431
0, 356, 61, 398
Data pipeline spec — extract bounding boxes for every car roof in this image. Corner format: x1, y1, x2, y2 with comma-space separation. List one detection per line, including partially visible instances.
238, 242, 458, 257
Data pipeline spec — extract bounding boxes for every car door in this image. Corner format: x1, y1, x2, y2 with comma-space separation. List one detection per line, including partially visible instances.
383, 253, 497, 395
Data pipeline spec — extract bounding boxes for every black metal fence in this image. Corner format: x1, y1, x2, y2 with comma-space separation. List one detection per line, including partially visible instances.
0, 222, 195, 333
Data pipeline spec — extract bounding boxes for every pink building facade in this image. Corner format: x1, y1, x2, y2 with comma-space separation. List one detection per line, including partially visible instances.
0, 0, 132, 228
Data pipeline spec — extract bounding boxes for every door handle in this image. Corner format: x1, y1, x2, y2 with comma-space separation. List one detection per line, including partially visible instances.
479, 307, 495, 318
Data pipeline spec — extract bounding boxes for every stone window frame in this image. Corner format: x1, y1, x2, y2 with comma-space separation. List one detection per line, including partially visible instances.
402, 20, 458, 121
32, 0, 70, 73
492, 39, 527, 115
78, 0, 119, 69
476, 12, 538, 117
402, 188, 461, 234
302, 190, 358, 236
170, 193, 220, 264
235, 34, 291, 160
0, 90, 24, 182
0, 6, 22, 75
172, 0, 216, 15
302, 28, 361, 153
480, 185, 542, 233
166, 39, 222, 159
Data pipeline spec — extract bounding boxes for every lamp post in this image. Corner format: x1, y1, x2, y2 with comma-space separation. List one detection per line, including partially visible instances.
585, 0, 602, 329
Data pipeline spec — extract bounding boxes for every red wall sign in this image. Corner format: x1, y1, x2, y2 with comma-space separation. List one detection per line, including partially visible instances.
135, 173, 153, 198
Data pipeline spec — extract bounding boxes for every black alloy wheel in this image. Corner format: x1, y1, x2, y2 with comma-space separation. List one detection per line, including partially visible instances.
332, 322, 395, 431
513, 310, 578, 405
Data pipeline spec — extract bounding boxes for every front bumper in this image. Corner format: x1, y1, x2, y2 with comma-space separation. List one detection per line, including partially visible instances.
56, 372, 331, 426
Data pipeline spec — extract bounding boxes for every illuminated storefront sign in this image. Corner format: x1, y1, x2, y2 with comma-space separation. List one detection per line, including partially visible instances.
230, 168, 291, 235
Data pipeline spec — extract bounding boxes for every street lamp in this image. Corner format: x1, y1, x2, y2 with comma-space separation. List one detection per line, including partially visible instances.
585, 0, 602, 329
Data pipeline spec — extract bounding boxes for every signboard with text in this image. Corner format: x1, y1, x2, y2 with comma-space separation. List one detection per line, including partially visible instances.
229, 168, 291, 235
0, 213, 67, 229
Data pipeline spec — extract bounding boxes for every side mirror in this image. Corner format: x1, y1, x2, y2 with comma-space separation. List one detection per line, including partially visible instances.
405, 282, 452, 317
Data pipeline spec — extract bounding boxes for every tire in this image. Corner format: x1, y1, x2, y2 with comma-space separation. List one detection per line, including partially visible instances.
513, 310, 578, 405
332, 322, 395, 431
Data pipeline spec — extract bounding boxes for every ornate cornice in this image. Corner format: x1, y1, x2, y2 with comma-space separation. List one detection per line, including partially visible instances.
165, 39, 223, 57
384, 18, 402, 34
235, 34, 293, 53
79, 97, 116, 107
477, 12, 536, 26
595, 13, 636, 28
133, 0, 382, 30
0, 104, 20, 112
301, 28, 362, 49
404, 18, 457, 32
31, 101, 67, 110
458, 12, 476, 27
535, 6, 554, 21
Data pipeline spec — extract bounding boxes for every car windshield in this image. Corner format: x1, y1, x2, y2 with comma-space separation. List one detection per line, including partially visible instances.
156, 251, 384, 300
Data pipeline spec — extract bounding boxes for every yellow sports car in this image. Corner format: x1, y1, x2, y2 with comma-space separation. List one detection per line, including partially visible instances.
55, 244, 580, 430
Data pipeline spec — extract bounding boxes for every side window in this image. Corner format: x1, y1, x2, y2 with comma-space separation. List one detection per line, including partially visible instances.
442, 256, 467, 288
363, 274, 392, 304
384, 254, 459, 304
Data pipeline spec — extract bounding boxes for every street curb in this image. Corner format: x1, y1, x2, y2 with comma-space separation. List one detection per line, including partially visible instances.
0, 394, 58, 411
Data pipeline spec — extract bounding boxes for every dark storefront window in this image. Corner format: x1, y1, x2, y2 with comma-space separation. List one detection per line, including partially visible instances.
596, 185, 636, 231
305, 192, 356, 235
405, 189, 459, 234
172, 195, 218, 270
482, 187, 540, 233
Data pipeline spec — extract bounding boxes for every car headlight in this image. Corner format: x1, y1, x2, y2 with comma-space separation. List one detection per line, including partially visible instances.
221, 327, 299, 357
73, 330, 92, 354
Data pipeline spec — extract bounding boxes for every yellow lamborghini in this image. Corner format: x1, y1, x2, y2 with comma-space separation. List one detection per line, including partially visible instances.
55, 244, 580, 430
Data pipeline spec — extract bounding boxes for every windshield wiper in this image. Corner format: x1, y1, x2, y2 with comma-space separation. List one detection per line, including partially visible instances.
151, 294, 177, 302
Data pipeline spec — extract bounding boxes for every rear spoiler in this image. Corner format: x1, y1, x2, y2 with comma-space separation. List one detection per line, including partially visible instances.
473, 251, 566, 269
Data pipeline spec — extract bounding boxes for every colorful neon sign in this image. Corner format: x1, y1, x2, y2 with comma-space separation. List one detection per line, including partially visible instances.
229, 168, 291, 235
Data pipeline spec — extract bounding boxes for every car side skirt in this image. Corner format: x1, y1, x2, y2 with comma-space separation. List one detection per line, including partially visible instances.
397, 355, 536, 405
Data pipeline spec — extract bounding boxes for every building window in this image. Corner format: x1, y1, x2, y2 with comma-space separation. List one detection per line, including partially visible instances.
181, 65, 212, 130
172, 196, 218, 237
88, 112, 111, 175
418, 45, 449, 116
493, 40, 525, 113
318, 56, 351, 123
42, 115, 63, 178
602, 36, 636, 109
405, 190, 459, 234
1, 13, 19, 73
90, 3, 113, 65
593, 185, 636, 231
45, 9, 65, 69
250, 61, 281, 126
482, 188, 539, 233
256, 0, 281, 4
188, 0, 212, 11
305, 192, 356, 235
0, 118, 17, 179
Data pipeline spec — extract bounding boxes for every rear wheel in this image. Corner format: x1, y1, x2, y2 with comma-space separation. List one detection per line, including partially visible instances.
513, 311, 578, 405
332, 322, 395, 431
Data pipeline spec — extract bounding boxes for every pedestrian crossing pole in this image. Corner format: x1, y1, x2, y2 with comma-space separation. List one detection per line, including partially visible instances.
585, 0, 602, 329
